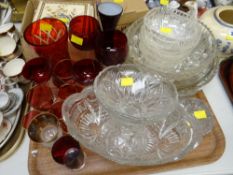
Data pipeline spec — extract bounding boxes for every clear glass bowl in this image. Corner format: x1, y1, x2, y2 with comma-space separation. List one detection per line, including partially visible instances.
125, 18, 218, 96
93, 64, 178, 122
142, 7, 201, 51
180, 97, 214, 136
62, 87, 202, 166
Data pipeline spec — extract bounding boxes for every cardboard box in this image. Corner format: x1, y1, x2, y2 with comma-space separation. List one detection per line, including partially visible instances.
99, 0, 149, 29
10, 0, 28, 22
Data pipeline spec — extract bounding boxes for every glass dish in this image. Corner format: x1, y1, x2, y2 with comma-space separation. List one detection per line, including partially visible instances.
142, 7, 201, 51
180, 97, 214, 136
125, 18, 218, 96
94, 64, 178, 122
62, 87, 201, 166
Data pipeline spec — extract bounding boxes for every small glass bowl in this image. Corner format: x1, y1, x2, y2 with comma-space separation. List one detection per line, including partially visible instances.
22, 57, 51, 84
94, 64, 178, 122
180, 97, 214, 136
72, 59, 102, 86
27, 112, 62, 146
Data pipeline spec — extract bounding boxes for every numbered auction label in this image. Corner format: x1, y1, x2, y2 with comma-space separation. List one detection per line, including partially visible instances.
194, 110, 207, 120
120, 77, 134, 87
71, 35, 83, 46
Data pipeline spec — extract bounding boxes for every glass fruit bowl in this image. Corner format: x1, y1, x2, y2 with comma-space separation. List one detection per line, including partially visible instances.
93, 64, 178, 122
62, 87, 202, 166
125, 18, 218, 96
142, 7, 201, 51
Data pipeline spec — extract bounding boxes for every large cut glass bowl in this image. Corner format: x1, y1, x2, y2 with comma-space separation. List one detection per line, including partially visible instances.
125, 18, 218, 96
62, 87, 202, 166
93, 64, 178, 122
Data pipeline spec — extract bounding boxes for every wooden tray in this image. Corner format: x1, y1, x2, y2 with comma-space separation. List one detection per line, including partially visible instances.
219, 57, 233, 103
28, 91, 225, 175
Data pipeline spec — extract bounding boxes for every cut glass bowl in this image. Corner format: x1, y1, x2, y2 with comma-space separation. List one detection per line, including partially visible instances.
62, 87, 202, 166
93, 64, 178, 122
125, 18, 218, 96
142, 7, 201, 50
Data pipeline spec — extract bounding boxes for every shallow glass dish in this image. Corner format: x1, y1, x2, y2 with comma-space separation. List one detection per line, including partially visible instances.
180, 97, 214, 136
125, 18, 218, 96
142, 7, 201, 50
94, 64, 178, 122
62, 87, 201, 166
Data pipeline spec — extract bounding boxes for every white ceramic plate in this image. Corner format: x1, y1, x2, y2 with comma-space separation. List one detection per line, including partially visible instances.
3, 88, 24, 117
0, 36, 16, 57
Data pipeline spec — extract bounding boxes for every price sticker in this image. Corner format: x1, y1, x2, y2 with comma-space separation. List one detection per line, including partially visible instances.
71, 35, 83, 46
113, 0, 124, 4
194, 110, 207, 120
40, 23, 53, 32
160, 27, 173, 34
59, 18, 69, 23
160, 0, 169, 6
226, 35, 233, 41
120, 77, 134, 87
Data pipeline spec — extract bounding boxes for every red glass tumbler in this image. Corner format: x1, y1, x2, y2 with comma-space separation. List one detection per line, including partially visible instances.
69, 16, 100, 50
24, 18, 70, 68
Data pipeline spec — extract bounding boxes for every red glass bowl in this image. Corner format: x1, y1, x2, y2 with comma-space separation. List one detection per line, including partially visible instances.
26, 83, 54, 111
24, 18, 70, 68
95, 30, 128, 66
50, 101, 64, 120
69, 16, 100, 50
52, 59, 74, 87
58, 84, 83, 100
72, 59, 102, 86
51, 135, 85, 168
22, 57, 51, 83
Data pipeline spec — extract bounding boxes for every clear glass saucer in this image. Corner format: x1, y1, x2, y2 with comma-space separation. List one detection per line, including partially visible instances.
125, 18, 219, 96
62, 87, 202, 166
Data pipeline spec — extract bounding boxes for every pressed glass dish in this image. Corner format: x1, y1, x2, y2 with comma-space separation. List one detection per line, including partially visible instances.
180, 97, 214, 136
142, 7, 201, 49
125, 18, 218, 96
62, 87, 201, 166
93, 64, 178, 122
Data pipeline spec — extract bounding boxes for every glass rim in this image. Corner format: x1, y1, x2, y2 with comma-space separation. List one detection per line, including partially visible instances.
23, 18, 68, 47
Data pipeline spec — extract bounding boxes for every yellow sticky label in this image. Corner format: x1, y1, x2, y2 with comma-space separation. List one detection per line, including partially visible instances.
71, 35, 83, 46
160, 0, 169, 5
226, 35, 233, 41
113, 0, 124, 4
160, 27, 172, 34
120, 77, 134, 87
59, 18, 69, 23
194, 110, 207, 120
40, 23, 53, 32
